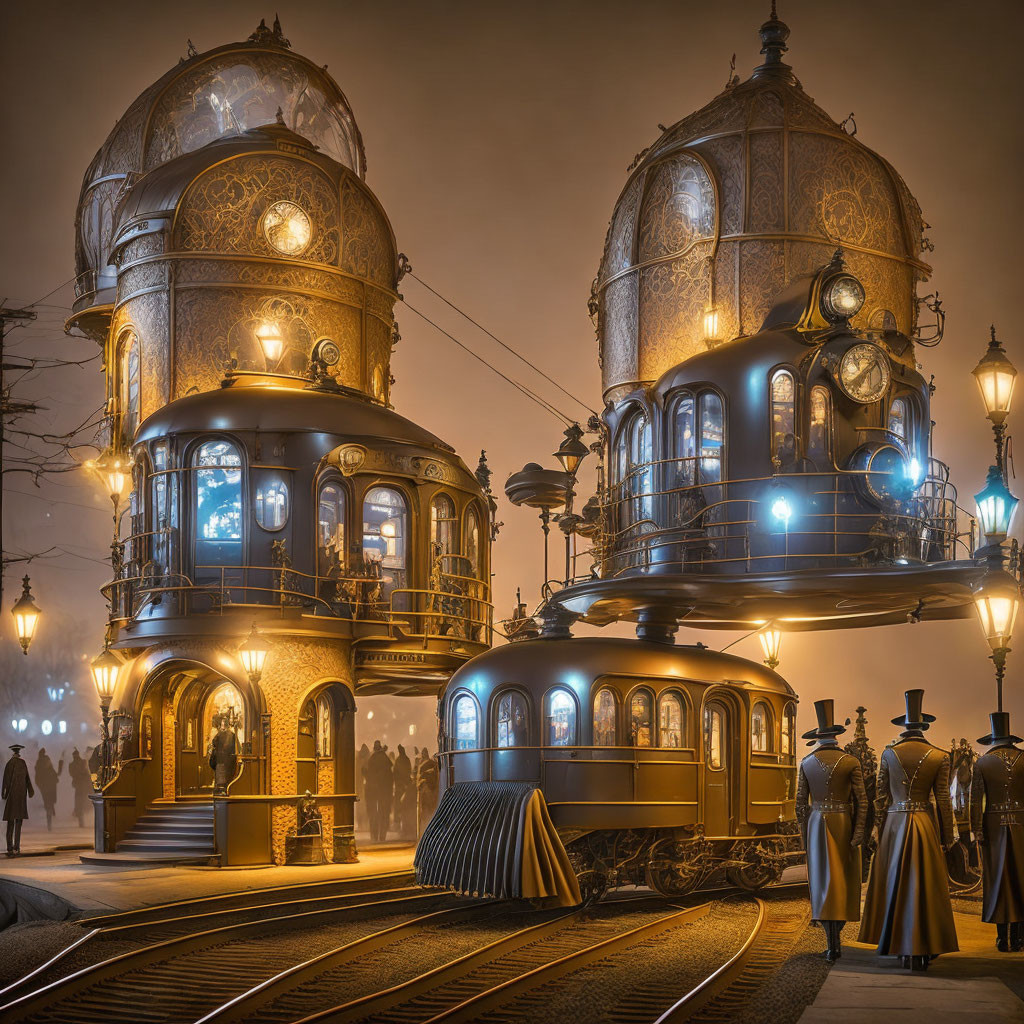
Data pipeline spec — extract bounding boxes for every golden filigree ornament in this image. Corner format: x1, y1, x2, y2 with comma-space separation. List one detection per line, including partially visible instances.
262, 200, 311, 255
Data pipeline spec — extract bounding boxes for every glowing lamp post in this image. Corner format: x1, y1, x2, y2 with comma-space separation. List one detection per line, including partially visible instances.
10, 576, 41, 655
90, 645, 122, 787
553, 424, 590, 583
238, 623, 269, 685
88, 450, 130, 512
255, 322, 285, 365
973, 569, 1022, 712
759, 626, 783, 670
974, 465, 1019, 551
972, 326, 1017, 474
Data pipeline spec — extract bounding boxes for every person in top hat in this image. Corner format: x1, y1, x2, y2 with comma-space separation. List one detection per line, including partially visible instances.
970, 711, 1024, 952
859, 689, 958, 969
2, 744, 34, 856
795, 699, 868, 962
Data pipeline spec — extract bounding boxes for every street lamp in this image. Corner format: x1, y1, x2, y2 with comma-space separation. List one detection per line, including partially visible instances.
238, 623, 269, 685
553, 423, 590, 479
90, 644, 122, 787
88, 450, 129, 508
974, 464, 1020, 549
973, 569, 1022, 711
759, 625, 783, 670
255, 322, 285, 365
972, 326, 1017, 473
10, 576, 41, 655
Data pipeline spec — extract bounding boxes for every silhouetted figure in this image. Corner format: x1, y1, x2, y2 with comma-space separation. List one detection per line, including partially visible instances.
209, 716, 237, 795
393, 744, 413, 835
33, 748, 63, 831
859, 689, 958, 970
364, 741, 393, 842
355, 743, 370, 831
417, 748, 439, 835
297, 790, 323, 836
970, 712, 1024, 953
796, 700, 868, 962
69, 749, 92, 827
3, 744, 33, 855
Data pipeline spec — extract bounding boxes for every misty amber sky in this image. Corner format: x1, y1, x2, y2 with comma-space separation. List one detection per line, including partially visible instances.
1, 0, 1022, 743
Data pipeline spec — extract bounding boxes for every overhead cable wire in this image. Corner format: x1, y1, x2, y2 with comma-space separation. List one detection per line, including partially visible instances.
401, 300, 573, 426
408, 271, 599, 418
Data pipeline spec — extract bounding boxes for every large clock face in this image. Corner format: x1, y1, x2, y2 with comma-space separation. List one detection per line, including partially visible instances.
838, 343, 891, 403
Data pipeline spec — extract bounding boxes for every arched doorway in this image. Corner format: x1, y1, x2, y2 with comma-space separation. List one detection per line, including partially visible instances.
702, 697, 732, 836
296, 682, 355, 798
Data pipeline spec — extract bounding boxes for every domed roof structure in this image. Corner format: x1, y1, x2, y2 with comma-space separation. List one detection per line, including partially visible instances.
74, 17, 365, 314
594, 8, 931, 401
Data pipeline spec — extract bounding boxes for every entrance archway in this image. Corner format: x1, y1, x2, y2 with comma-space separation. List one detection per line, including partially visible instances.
296, 681, 355, 798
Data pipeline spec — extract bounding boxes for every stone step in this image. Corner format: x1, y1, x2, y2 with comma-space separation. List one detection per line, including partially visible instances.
80, 850, 221, 866
117, 839, 216, 852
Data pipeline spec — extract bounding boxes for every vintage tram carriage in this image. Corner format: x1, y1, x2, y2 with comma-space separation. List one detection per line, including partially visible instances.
416, 636, 798, 905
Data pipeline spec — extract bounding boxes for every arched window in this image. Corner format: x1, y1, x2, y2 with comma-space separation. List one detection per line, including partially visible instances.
630, 689, 653, 747
149, 441, 174, 574
193, 439, 243, 577
889, 397, 913, 454
751, 700, 773, 752
809, 386, 831, 465
699, 392, 724, 484
624, 411, 653, 523
781, 701, 797, 758
770, 370, 796, 468
464, 504, 482, 579
545, 688, 577, 746
495, 691, 528, 747
363, 487, 408, 600
430, 493, 457, 560
120, 331, 140, 441
593, 688, 617, 746
254, 477, 289, 530
672, 394, 696, 488
658, 692, 685, 748
704, 703, 725, 769
317, 481, 346, 578
452, 694, 479, 750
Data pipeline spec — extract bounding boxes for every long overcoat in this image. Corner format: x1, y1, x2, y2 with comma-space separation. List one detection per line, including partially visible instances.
970, 743, 1024, 923
796, 745, 868, 921
2, 756, 34, 821
858, 736, 958, 956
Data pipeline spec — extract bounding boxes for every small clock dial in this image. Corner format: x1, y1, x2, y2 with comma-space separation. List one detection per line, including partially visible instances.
838, 343, 890, 403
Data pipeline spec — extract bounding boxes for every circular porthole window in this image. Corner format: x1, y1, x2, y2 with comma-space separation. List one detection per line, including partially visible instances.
262, 200, 311, 256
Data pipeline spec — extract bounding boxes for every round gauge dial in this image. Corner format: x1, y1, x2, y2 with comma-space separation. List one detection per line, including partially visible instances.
262, 200, 311, 255
838, 343, 891, 403
821, 273, 865, 320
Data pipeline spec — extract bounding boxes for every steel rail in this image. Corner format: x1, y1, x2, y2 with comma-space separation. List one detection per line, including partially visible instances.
418, 901, 713, 1024
0, 889, 454, 1022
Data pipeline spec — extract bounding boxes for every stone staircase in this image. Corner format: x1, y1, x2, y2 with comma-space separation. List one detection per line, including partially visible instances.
81, 801, 220, 865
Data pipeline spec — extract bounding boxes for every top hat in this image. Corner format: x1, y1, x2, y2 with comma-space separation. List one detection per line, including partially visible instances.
891, 689, 935, 731
8, 744, 24, 754
801, 699, 847, 742
977, 711, 1023, 746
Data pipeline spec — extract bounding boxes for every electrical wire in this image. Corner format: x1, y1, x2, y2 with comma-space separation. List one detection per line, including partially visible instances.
401, 300, 574, 426
408, 271, 600, 418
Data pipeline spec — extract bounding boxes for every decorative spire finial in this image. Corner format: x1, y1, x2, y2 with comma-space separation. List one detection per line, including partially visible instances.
751, 2, 797, 84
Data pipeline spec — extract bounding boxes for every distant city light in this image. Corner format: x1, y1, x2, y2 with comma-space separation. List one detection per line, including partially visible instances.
366, 710, 374, 720
41, 720, 52, 735
58, 720, 67, 734
408, 724, 416, 735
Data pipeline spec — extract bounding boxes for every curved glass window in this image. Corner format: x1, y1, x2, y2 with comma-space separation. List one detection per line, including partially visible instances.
121, 332, 140, 441
194, 439, 243, 576
781, 701, 797, 758
593, 688, 617, 746
699, 392, 724, 484
624, 412, 653, 524
770, 370, 796, 469
495, 691, 528, 748
149, 441, 174, 574
317, 481, 346, 577
464, 505, 482, 579
630, 690, 653, 747
751, 701, 772, 752
254, 478, 289, 530
672, 394, 696, 488
659, 692, 684, 748
430, 493, 457, 560
704, 704, 725, 769
545, 689, 576, 746
889, 398, 912, 452
452, 695, 478, 751
809, 386, 831, 465
363, 487, 407, 601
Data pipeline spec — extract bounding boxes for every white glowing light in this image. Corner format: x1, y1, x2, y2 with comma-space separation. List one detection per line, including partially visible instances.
58, 720, 67, 734
771, 496, 792, 525
41, 720, 52, 735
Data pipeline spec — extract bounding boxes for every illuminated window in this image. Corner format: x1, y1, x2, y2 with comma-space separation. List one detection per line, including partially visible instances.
623, 411, 653, 524
262, 200, 311, 255
452, 695, 478, 750
781, 701, 797, 757
362, 487, 407, 600
699, 392, 724, 484
254, 478, 289, 530
150, 441, 174, 573
317, 481, 346, 576
546, 689, 577, 746
120, 331, 140, 441
430, 493, 457, 559
704, 704, 725, 769
673, 395, 696, 487
593, 688, 617, 746
658, 692, 684, 748
464, 504, 482, 578
751, 701, 772, 752
193, 440, 243, 577
770, 370, 796, 466
630, 690, 653, 747
889, 397, 913, 453
495, 691, 528, 747
809, 386, 831, 465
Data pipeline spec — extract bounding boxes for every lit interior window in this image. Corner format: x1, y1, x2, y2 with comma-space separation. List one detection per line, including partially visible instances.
659, 692, 684, 748
593, 688, 617, 746
255, 478, 289, 530
751, 701, 771, 752
496, 692, 528, 747
630, 690, 653, 747
770, 370, 796, 467
453, 695, 478, 750
546, 689, 577, 746
362, 487, 407, 600
263, 200, 311, 255
704, 705, 724, 769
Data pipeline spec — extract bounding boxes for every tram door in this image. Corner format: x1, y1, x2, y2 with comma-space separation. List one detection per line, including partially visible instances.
702, 701, 731, 835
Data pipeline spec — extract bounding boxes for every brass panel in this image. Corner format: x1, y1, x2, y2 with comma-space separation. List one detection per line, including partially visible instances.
636, 154, 715, 264
340, 177, 394, 288
747, 132, 785, 234
746, 86, 785, 128
600, 171, 645, 283
698, 135, 745, 236
600, 274, 639, 384
737, 239, 786, 337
